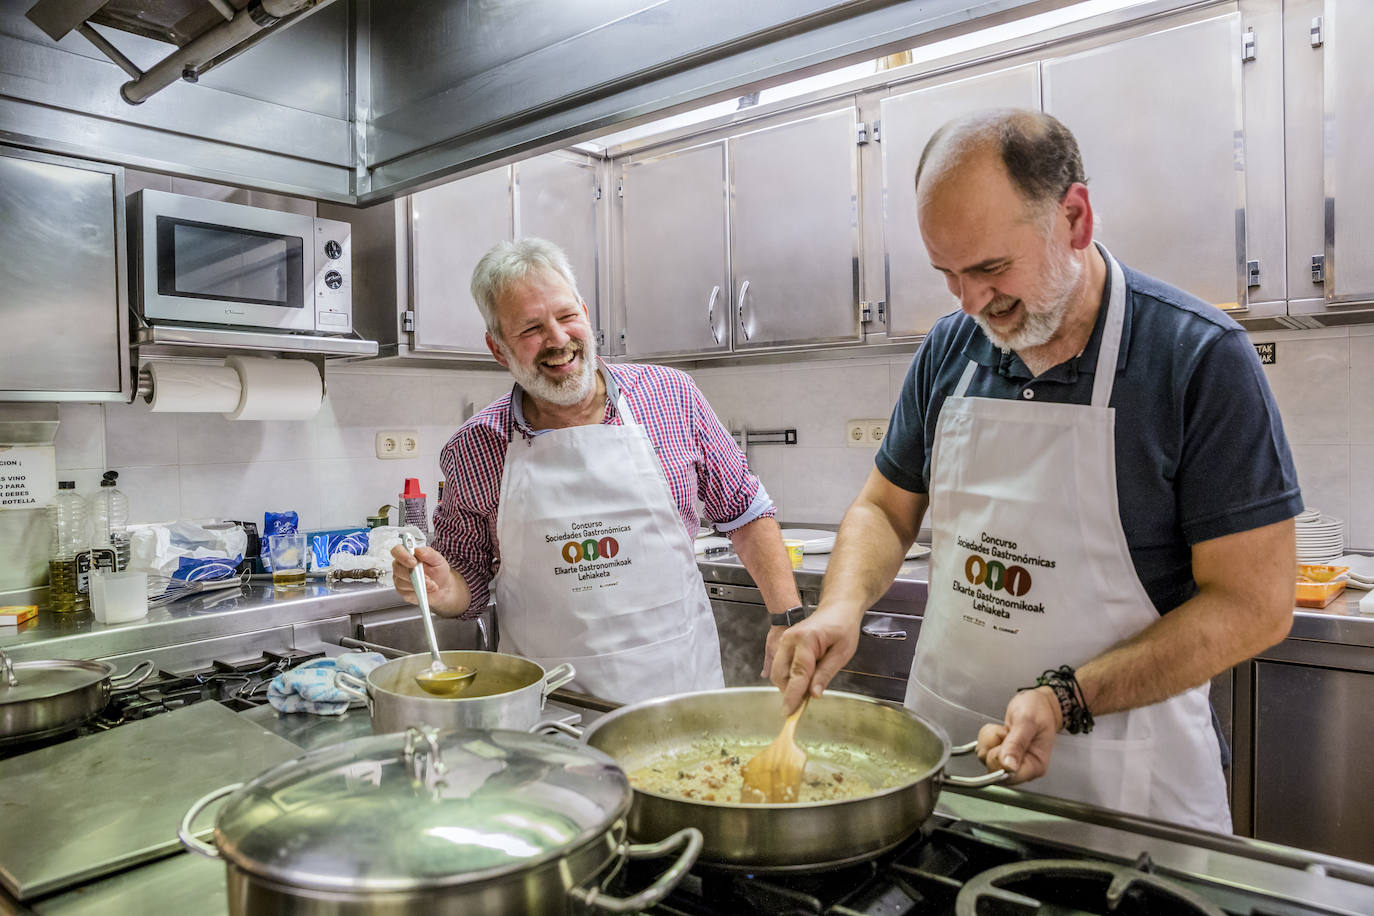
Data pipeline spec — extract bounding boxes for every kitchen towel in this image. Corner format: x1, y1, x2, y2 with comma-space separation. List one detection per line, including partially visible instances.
267, 652, 386, 716
225, 356, 324, 420
146, 361, 243, 413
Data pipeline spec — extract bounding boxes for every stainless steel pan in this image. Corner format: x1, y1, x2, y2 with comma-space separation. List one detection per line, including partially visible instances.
0, 649, 154, 745
580, 686, 1004, 870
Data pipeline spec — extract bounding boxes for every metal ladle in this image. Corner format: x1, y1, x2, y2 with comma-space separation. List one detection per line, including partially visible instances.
401, 532, 476, 697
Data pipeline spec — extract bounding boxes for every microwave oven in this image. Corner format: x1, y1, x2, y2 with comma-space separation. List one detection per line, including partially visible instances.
128, 189, 352, 335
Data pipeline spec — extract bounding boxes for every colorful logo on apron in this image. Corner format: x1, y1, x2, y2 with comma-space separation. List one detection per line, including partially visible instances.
963, 554, 1033, 596
561, 536, 621, 564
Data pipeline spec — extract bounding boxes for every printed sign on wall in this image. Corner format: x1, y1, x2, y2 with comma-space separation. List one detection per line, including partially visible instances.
0, 446, 57, 510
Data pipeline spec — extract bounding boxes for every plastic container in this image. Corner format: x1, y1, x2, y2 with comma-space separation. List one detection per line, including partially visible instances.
90, 570, 149, 624
400, 478, 429, 538
1296, 564, 1349, 608
88, 470, 130, 571
783, 539, 805, 569
48, 481, 90, 613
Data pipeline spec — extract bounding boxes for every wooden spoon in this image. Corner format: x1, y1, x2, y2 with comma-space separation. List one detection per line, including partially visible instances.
739, 697, 810, 804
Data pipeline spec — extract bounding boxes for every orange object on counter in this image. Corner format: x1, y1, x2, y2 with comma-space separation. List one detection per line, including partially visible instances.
0, 605, 38, 626
1296, 564, 1349, 608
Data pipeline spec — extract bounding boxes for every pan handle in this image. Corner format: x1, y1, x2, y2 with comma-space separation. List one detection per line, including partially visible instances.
334, 670, 373, 711
541, 663, 576, 699
178, 783, 243, 858
570, 827, 703, 913
110, 658, 156, 688
946, 738, 1010, 787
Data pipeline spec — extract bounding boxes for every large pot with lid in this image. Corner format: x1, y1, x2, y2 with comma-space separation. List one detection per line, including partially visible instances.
0, 649, 154, 745
179, 726, 701, 915
334, 649, 574, 734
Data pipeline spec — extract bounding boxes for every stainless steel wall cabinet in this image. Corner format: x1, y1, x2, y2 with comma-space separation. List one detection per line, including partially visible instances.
0, 146, 131, 402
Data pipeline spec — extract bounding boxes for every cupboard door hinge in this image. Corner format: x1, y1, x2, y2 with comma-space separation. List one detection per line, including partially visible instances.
856, 121, 870, 145
402, 310, 415, 333
594, 184, 602, 201
617, 180, 624, 199
1311, 255, 1326, 285
1310, 16, 1324, 48
1241, 27, 1256, 62
872, 119, 881, 142
860, 300, 885, 323
1246, 260, 1262, 288
596, 329, 606, 348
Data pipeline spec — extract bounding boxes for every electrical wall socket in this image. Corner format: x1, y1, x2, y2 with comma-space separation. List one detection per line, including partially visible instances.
375, 430, 420, 459
846, 419, 889, 447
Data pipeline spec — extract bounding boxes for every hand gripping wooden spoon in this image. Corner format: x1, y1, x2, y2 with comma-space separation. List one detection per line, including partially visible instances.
740, 697, 810, 803
401, 532, 476, 697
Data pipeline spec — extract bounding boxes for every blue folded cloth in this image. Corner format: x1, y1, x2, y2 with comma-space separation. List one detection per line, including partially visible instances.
267, 652, 386, 716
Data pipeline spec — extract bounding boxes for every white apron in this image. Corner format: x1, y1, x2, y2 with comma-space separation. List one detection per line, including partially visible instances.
905, 246, 1232, 833
492, 376, 725, 705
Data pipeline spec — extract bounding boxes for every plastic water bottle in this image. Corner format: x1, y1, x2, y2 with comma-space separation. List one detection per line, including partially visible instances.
400, 478, 429, 538
48, 481, 90, 613
88, 470, 130, 572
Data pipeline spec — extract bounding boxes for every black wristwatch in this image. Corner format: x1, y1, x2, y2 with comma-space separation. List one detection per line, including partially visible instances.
770, 605, 808, 627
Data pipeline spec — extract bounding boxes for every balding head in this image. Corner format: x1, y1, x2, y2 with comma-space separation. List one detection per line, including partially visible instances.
915, 109, 1085, 221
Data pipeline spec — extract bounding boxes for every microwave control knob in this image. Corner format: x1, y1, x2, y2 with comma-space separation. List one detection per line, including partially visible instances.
324, 240, 342, 260
324, 270, 344, 290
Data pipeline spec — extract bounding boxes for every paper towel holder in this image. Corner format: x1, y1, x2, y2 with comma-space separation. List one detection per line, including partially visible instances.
136, 355, 329, 403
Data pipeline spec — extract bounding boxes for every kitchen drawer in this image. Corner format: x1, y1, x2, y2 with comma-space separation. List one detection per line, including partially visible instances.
844, 611, 920, 681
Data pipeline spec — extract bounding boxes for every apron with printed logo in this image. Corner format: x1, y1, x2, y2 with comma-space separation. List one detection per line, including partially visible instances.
492, 380, 725, 705
904, 246, 1232, 833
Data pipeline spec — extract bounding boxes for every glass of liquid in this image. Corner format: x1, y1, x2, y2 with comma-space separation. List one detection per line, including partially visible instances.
267, 533, 308, 588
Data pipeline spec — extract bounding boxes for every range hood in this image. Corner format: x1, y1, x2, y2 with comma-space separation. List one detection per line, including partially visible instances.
25, 0, 338, 104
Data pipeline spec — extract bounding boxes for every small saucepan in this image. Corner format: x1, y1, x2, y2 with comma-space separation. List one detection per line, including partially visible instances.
580, 686, 1006, 870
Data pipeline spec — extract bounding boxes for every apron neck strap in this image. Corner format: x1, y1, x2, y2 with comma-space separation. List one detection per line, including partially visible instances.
507, 363, 637, 441
951, 242, 1127, 407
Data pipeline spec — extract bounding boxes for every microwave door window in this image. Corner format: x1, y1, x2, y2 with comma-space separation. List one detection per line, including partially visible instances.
156, 217, 304, 309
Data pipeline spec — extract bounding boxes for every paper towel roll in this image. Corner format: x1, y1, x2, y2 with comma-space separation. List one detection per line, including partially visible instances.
148, 362, 243, 413
224, 357, 324, 421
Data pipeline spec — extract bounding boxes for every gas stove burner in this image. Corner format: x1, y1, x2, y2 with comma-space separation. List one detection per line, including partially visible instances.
954, 858, 1226, 916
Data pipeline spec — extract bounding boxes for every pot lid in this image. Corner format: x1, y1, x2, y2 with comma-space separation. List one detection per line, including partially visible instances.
0, 660, 110, 705
213, 727, 630, 892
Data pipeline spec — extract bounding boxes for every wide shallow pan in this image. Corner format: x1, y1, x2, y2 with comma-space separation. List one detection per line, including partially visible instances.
0, 650, 154, 745
580, 686, 1004, 870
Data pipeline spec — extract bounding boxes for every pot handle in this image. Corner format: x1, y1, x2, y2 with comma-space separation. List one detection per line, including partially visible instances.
541, 663, 576, 699
570, 827, 703, 913
945, 738, 1010, 788
178, 783, 243, 859
110, 659, 156, 689
529, 719, 583, 739
334, 670, 373, 711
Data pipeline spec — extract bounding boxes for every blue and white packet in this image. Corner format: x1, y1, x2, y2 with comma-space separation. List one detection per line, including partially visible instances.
307, 527, 369, 569
261, 510, 299, 573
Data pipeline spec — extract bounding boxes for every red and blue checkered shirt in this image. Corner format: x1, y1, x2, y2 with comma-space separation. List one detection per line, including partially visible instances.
433, 362, 775, 614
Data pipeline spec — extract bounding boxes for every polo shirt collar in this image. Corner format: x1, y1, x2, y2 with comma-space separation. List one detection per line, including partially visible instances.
958, 244, 1132, 384
510, 358, 619, 435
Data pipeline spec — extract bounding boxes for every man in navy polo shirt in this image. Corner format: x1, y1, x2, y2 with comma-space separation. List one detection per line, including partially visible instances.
770, 109, 1300, 832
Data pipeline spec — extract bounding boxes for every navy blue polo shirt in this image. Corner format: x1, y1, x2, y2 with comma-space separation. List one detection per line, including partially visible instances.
877, 261, 1303, 615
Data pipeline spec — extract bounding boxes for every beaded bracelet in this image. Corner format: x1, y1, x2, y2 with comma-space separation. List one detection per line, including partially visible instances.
1021, 665, 1095, 735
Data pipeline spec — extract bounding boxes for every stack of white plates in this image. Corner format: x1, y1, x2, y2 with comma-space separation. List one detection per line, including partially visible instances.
1296, 509, 1346, 564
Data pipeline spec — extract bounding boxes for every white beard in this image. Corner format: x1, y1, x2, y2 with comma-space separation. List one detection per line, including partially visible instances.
971, 241, 1084, 353
500, 334, 599, 407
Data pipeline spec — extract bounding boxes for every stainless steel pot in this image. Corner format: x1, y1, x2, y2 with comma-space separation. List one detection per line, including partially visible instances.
179, 726, 701, 915
0, 649, 154, 745
335, 650, 574, 734
580, 686, 1006, 870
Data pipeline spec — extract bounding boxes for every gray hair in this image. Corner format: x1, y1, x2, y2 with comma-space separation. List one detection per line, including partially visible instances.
915, 108, 1086, 217
469, 238, 582, 338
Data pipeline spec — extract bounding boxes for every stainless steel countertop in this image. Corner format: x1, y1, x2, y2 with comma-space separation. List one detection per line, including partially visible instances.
0, 581, 409, 662
698, 549, 1374, 647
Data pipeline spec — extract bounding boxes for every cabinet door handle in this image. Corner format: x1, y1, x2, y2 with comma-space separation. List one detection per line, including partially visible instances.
861, 623, 907, 640
706, 285, 721, 344
737, 279, 752, 341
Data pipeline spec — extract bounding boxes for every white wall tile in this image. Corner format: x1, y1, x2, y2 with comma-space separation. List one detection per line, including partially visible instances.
784, 363, 891, 447
316, 372, 422, 461
315, 456, 432, 530
53, 403, 105, 471
777, 447, 876, 525
889, 356, 917, 404
178, 460, 321, 529
118, 466, 183, 524
1261, 336, 1349, 444
1350, 336, 1374, 446
1350, 447, 1374, 552
104, 400, 180, 468
744, 447, 787, 524
177, 414, 319, 465
1289, 444, 1350, 541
